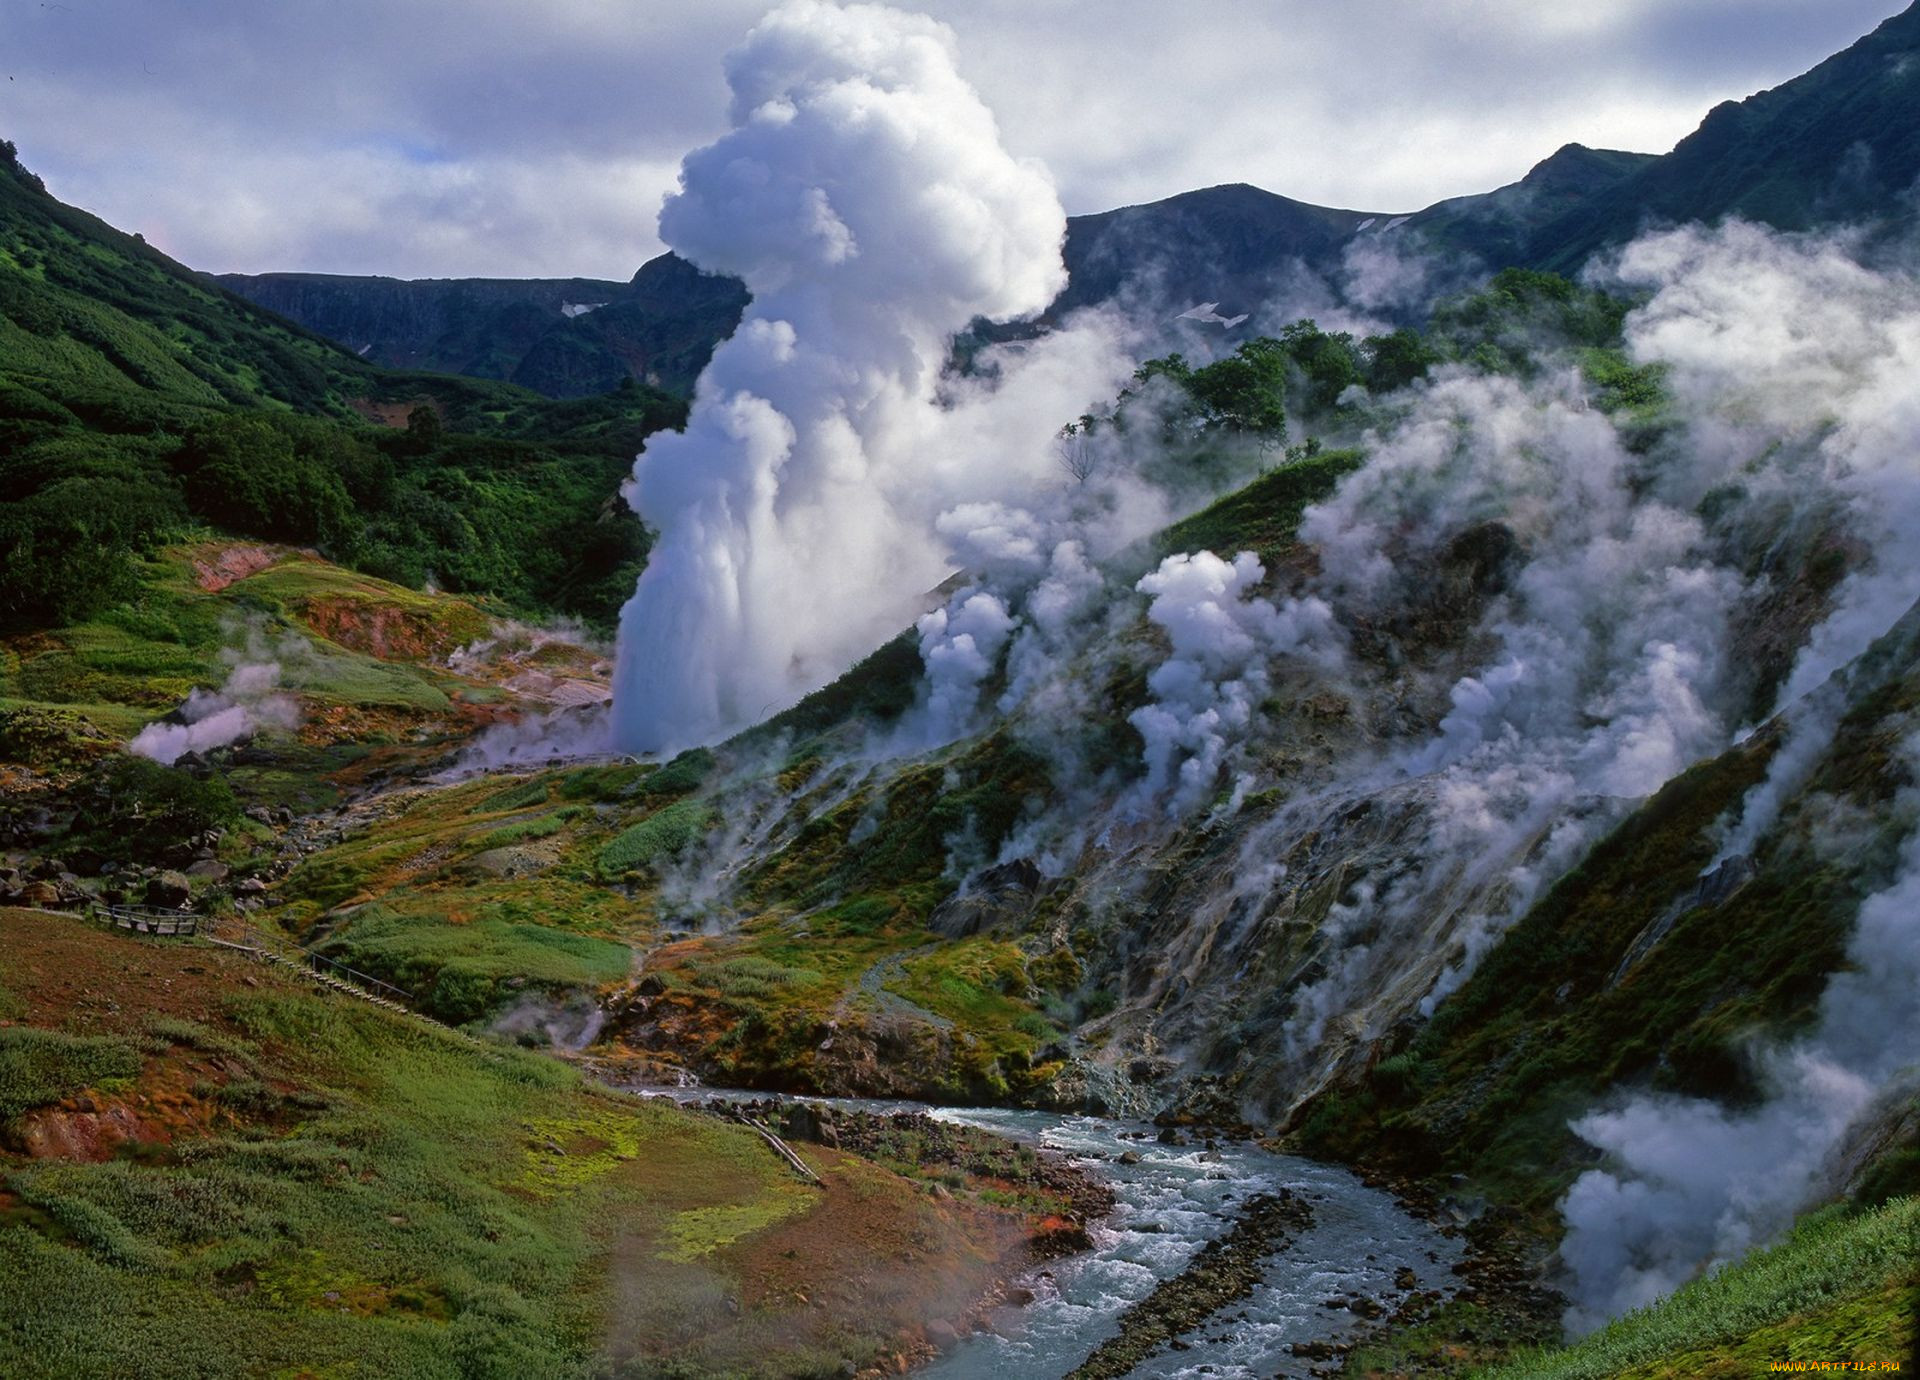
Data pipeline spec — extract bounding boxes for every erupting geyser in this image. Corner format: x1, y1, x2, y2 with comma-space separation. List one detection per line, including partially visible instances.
612, 0, 1068, 752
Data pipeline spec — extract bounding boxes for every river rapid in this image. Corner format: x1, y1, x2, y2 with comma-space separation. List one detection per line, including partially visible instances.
661, 1092, 1461, 1379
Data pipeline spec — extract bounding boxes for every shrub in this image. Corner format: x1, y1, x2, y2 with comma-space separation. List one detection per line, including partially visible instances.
641, 748, 715, 799
70, 754, 240, 854
0, 1028, 142, 1117
597, 799, 716, 878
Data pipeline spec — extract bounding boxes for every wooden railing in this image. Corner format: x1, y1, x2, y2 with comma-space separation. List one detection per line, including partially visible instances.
208, 915, 416, 1011
90, 902, 200, 938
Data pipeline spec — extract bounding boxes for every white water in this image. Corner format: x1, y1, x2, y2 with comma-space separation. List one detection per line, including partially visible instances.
654, 1091, 1461, 1378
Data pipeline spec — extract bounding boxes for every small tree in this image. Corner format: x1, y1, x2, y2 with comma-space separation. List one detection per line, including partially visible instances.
1054, 418, 1098, 483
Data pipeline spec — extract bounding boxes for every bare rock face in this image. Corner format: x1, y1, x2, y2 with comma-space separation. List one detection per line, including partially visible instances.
927, 858, 1043, 938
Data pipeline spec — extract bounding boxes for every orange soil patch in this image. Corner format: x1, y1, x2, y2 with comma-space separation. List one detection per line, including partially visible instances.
0, 907, 275, 1034
603, 1134, 1028, 1376
189, 542, 289, 592
297, 699, 445, 748
731, 1146, 1027, 1353
299, 597, 465, 662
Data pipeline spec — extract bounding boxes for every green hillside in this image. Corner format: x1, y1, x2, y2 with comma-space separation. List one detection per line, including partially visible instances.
0, 144, 683, 634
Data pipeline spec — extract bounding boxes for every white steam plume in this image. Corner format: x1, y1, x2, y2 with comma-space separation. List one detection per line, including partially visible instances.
1128, 550, 1342, 816
1612, 224, 1920, 868
129, 660, 298, 766
612, 0, 1074, 753
915, 591, 1016, 744
1276, 366, 1741, 1037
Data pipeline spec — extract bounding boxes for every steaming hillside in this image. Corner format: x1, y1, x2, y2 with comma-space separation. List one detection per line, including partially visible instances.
189, 235, 1919, 1370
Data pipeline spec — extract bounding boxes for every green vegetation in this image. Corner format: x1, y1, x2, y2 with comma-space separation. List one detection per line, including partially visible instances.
1154, 447, 1364, 567
67, 754, 241, 854
0, 1028, 142, 1119
1427, 267, 1634, 375
311, 906, 630, 1024
597, 799, 718, 879
0, 925, 856, 1378
1066, 322, 1428, 468
1484, 1199, 1919, 1380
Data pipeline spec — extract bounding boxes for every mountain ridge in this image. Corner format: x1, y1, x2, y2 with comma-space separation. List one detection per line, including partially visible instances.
206, 3, 1919, 396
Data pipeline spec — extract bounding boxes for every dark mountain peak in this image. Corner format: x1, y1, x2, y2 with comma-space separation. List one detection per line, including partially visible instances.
1050, 181, 1388, 317
1083, 179, 1391, 229
1520, 143, 1659, 193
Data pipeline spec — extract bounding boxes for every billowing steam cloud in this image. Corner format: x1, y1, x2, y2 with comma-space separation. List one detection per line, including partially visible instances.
612, 0, 1076, 753
1257, 365, 1745, 1048
916, 591, 1016, 745
129, 659, 298, 765
1128, 550, 1342, 815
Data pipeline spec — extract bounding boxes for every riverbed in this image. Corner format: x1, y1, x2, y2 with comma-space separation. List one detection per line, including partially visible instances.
657, 1091, 1461, 1379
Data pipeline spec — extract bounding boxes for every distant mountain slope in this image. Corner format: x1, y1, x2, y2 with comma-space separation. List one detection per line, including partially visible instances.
1400, 143, 1661, 267
0, 138, 668, 433
218, 252, 749, 399
0, 147, 686, 631
1521, 0, 1920, 270
1050, 182, 1386, 317
210, 269, 629, 375
210, 3, 1919, 391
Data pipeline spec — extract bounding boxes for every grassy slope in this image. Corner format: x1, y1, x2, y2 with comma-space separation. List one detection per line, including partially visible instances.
0, 154, 687, 633
0, 153, 672, 431
0, 908, 1026, 1378
1, 540, 514, 783
1482, 1200, 1917, 1380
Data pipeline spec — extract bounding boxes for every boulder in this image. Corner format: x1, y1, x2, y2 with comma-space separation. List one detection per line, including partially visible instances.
184, 859, 229, 883
144, 871, 192, 909
17, 879, 61, 907
926, 858, 1042, 938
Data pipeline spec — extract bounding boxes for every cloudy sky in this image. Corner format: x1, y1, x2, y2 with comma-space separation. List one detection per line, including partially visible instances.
1, 0, 1906, 281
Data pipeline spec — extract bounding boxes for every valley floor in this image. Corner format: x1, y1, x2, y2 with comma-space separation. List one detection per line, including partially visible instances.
0, 905, 1096, 1379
